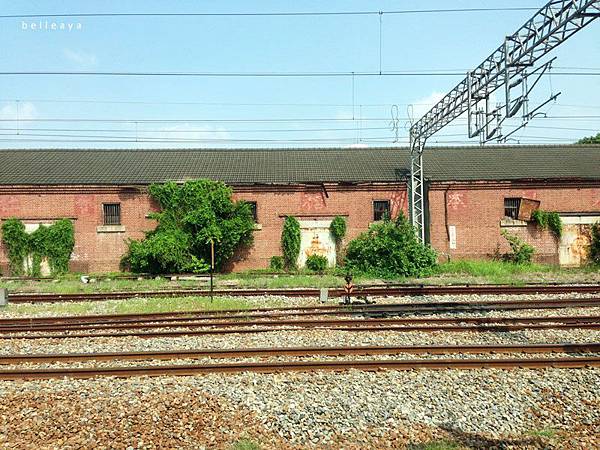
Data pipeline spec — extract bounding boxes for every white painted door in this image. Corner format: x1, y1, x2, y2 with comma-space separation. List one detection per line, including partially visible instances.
558, 216, 599, 267
298, 219, 336, 268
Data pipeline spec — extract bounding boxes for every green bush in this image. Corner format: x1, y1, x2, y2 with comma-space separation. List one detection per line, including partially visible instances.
0, 218, 75, 276
122, 180, 254, 274
531, 209, 562, 238
1, 218, 29, 276
306, 254, 328, 272
591, 222, 600, 265
501, 230, 534, 264
269, 256, 284, 271
281, 216, 301, 270
344, 213, 437, 278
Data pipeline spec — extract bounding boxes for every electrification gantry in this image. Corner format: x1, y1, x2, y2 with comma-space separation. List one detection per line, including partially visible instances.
409, 0, 600, 241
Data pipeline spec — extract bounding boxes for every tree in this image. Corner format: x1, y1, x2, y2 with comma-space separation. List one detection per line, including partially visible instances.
577, 133, 600, 144
123, 179, 255, 274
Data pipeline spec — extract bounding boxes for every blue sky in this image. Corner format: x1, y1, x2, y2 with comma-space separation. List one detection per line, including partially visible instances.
1, 0, 599, 148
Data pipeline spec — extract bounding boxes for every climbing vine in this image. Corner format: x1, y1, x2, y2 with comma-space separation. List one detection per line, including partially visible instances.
531, 209, 563, 239
330, 216, 347, 266
329, 216, 347, 243
1, 219, 29, 276
591, 222, 600, 265
0, 218, 74, 276
281, 216, 301, 270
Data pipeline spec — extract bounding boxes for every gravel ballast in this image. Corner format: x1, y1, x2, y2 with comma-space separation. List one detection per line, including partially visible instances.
0, 292, 598, 449
0, 368, 598, 449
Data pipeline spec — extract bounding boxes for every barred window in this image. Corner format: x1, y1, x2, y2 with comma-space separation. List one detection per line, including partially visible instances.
504, 198, 521, 219
373, 200, 391, 221
247, 201, 258, 222
103, 203, 121, 225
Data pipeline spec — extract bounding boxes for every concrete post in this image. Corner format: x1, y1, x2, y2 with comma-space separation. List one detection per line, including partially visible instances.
0, 288, 8, 307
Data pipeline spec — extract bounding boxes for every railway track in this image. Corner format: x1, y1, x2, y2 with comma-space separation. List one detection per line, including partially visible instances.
2, 296, 600, 328
2, 343, 598, 364
1, 356, 599, 380
6, 283, 600, 303
3, 319, 599, 339
1, 314, 599, 333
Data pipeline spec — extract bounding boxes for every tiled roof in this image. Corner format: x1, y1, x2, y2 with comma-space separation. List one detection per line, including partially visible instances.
0, 145, 598, 185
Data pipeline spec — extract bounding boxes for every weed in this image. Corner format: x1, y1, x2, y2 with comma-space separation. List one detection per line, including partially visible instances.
230, 439, 260, 450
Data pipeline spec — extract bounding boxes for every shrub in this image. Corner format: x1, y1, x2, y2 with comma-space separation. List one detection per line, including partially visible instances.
591, 222, 600, 265
281, 216, 301, 269
501, 230, 534, 264
344, 213, 437, 278
122, 180, 254, 274
1, 218, 29, 276
0, 218, 75, 276
531, 209, 562, 238
306, 254, 328, 272
269, 256, 284, 271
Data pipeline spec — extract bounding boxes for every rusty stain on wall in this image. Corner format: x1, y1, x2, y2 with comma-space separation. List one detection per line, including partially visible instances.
558, 216, 599, 267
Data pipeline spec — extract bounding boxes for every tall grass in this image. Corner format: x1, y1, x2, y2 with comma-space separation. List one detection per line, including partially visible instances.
436, 260, 556, 277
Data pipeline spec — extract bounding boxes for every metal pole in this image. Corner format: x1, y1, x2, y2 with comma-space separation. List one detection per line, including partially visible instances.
210, 240, 214, 303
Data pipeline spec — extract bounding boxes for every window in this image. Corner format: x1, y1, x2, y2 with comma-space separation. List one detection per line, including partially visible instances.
504, 198, 521, 219
247, 201, 258, 222
373, 200, 391, 221
103, 203, 121, 225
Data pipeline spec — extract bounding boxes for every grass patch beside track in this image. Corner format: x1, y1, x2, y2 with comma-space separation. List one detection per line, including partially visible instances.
0, 295, 261, 318
1, 261, 598, 296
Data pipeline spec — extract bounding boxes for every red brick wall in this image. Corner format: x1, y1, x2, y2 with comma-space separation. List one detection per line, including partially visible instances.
0, 186, 157, 274
0, 184, 407, 274
231, 185, 408, 271
2, 181, 598, 274
428, 182, 600, 264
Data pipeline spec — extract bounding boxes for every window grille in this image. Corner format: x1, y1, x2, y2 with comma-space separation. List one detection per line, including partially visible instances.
373, 200, 391, 221
504, 198, 521, 219
247, 201, 258, 222
103, 203, 121, 225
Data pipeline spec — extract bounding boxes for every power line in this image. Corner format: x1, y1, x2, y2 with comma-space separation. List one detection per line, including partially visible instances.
3, 115, 600, 124
0, 117, 402, 123
1, 70, 597, 78
0, 98, 407, 107
0, 126, 391, 134
2, 8, 540, 19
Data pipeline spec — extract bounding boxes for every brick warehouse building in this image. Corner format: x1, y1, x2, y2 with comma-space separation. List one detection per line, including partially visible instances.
0, 145, 599, 274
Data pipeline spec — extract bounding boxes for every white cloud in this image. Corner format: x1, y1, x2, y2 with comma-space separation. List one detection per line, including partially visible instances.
146, 123, 232, 147
63, 48, 98, 67
0, 101, 37, 121
346, 143, 370, 148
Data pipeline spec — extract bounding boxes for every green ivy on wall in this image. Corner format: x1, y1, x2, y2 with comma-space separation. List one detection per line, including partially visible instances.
281, 216, 301, 270
1, 218, 75, 276
329, 216, 347, 266
531, 209, 563, 239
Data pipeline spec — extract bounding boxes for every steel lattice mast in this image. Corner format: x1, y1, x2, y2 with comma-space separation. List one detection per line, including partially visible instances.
409, 0, 600, 242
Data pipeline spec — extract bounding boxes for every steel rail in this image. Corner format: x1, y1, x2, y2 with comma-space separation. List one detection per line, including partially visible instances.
7, 284, 600, 303
2, 343, 599, 365
2, 356, 599, 380
1, 314, 598, 333
2, 322, 600, 340
1, 297, 599, 327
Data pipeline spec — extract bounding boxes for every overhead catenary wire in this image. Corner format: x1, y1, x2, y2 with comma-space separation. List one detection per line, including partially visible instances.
1, 7, 541, 19
1, 70, 598, 77
2, 115, 600, 124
